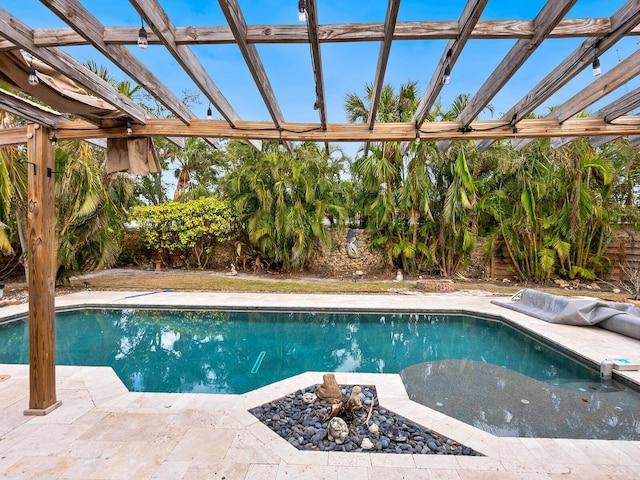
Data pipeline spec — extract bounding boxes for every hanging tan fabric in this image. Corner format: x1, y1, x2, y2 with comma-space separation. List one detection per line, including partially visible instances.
0, 51, 121, 123
106, 137, 161, 176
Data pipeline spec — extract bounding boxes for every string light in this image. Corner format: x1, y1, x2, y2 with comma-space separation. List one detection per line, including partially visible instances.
278, 128, 285, 151
27, 63, 39, 86
442, 48, 452, 85
592, 57, 601, 76
206, 104, 212, 120
126, 121, 132, 135
137, 18, 149, 49
442, 65, 451, 85
298, 0, 307, 22
592, 39, 601, 76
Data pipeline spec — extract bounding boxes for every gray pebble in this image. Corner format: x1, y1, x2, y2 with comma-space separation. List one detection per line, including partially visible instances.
248, 384, 480, 457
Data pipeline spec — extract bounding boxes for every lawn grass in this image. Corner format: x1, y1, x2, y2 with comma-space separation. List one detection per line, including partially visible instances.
69, 270, 417, 294
68, 268, 630, 302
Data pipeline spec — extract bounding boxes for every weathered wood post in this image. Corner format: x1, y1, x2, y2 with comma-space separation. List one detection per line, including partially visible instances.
24, 124, 61, 415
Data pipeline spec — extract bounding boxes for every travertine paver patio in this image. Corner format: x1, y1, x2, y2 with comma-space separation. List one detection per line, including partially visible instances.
1, 291, 639, 479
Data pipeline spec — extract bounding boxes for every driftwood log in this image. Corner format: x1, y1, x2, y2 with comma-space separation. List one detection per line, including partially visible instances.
317, 373, 342, 402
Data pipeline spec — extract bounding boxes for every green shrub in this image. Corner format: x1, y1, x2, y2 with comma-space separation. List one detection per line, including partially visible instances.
130, 198, 236, 269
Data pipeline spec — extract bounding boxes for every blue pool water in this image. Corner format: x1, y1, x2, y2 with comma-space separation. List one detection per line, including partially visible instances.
1, 308, 639, 439
0, 308, 597, 393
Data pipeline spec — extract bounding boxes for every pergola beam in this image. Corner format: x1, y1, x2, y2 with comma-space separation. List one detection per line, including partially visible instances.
43, 0, 223, 150
554, 51, 640, 123
129, 0, 239, 127
439, 0, 577, 153
367, 0, 401, 130
305, 0, 327, 129
129, 0, 259, 151
0, 93, 107, 148
304, 0, 328, 154
217, 0, 292, 152
1, 18, 638, 51
41, 0, 192, 125
3, 116, 640, 147
401, 0, 488, 155
589, 135, 619, 149
0, 8, 147, 124
0, 89, 62, 126
550, 86, 640, 149
513, 49, 640, 150
477, 0, 640, 153
216, 1, 281, 125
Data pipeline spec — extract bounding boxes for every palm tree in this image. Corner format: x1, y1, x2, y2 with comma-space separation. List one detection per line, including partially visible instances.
0, 111, 27, 256
220, 140, 346, 271
54, 140, 136, 282
345, 81, 423, 270
171, 137, 220, 201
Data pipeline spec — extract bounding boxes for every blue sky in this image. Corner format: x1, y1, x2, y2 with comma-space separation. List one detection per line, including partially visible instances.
5, 1, 640, 158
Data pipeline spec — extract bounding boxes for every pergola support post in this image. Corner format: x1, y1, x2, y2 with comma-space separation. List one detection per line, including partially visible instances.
23, 124, 61, 416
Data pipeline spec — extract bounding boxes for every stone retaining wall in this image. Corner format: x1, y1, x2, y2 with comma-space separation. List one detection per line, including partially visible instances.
306, 228, 389, 279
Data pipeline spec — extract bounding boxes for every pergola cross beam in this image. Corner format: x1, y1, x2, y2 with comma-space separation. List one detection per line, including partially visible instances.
217, 0, 292, 152
0, 18, 638, 52
438, 0, 578, 153
400, 0, 488, 155
0, 7, 147, 124
477, 0, 640, 153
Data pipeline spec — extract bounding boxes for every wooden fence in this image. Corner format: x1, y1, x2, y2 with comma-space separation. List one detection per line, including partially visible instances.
489, 232, 640, 283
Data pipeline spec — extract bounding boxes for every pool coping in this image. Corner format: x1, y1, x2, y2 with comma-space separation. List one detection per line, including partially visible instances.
1, 290, 640, 478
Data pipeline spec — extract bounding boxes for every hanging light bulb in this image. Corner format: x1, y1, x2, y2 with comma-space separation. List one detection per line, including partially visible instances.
298, 0, 307, 22
592, 57, 601, 76
137, 18, 149, 49
126, 121, 133, 135
442, 65, 451, 85
206, 104, 212, 120
27, 64, 39, 86
414, 129, 421, 144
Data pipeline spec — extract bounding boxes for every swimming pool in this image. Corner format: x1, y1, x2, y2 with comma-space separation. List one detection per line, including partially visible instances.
1, 307, 639, 439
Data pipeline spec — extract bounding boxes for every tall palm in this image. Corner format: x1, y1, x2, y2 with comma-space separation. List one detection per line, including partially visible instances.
345, 81, 421, 269
54, 141, 135, 282
0, 111, 27, 256
172, 137, 219, 201
220, 140, 346, 271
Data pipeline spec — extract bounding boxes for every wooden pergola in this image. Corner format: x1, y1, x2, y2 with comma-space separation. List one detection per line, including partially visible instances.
1, 0, 640, 414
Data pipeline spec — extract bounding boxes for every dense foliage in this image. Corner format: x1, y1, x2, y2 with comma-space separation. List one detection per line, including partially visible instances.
2, 72, 640, 284
342, 83, 640, 281
130, 198, 235, 269
218, 141, 348, 271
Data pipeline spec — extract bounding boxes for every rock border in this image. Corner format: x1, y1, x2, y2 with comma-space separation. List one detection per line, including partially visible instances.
249, 384, 482, 455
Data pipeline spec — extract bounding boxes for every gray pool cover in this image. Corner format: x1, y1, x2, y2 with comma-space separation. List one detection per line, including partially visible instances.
492, 289, 640, 340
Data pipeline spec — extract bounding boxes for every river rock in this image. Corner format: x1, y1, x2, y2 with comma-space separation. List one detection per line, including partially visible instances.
327, 417, 348, 444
